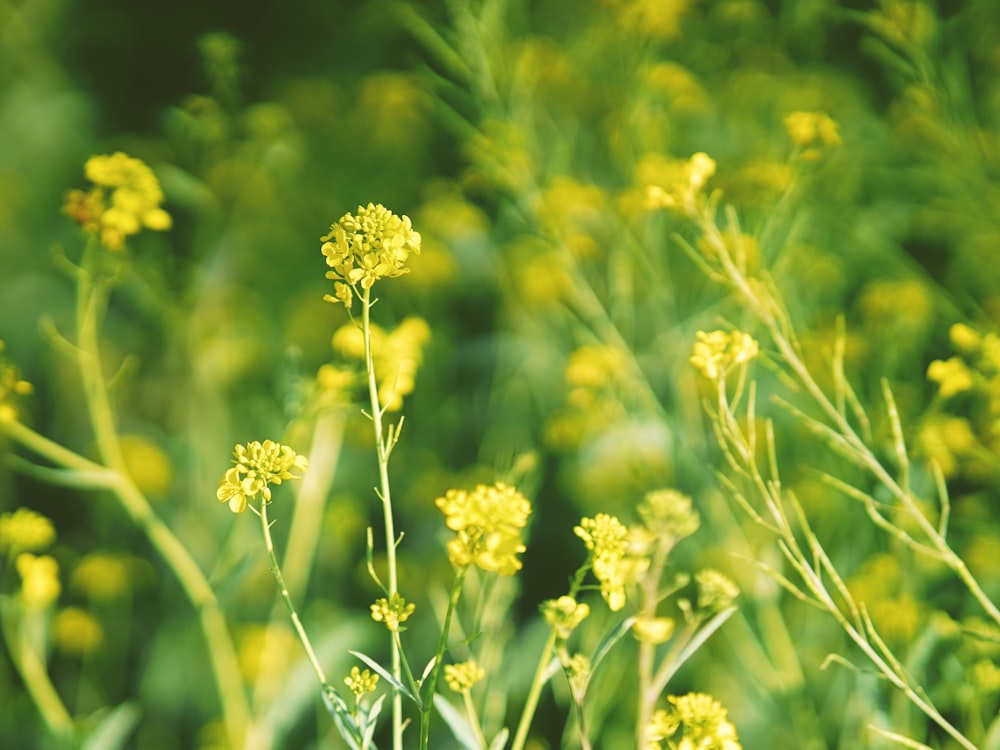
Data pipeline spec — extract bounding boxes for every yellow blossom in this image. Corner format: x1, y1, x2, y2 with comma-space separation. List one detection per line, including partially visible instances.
927, 357, 975, 398
370, 592, 416, 632
633, 616, 676, 644
644, 152, 716, 212
0, 340, 33, 423
575, 513, 630, 611
542, 595, 591, 640
435, 482, 532, 575
53, 607, 103, 655
216, 440, 308, 513
639, 489, 700, 542
344, 666, 380, 697
660, 692, 742, 750
321, 202, 422, 306
696, 569, 740, 612
63, 152, 172, 250
784, 111, 842, 161
444, 659, 485, 693
0, 507, 55, 554
690, 330, 759, 381
17, 553, 61, 609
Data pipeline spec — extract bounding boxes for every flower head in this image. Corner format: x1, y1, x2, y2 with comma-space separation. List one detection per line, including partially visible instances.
321, 203, 421, 307
575, 513, 630, 611
216, 440, 308, 513
435, 482, 532, 575
784, 111, 841, 160
444, 659, 485, 693
0, 508, 55, 554
690, 330, 759, 381
644, 152, 716, 212
344, 666, 380, 698
63, 152, 171, 250
695, 569, 740, 612
542, 595, 591, 640
17, 553, 61, 610
656, 692, 742, 750
639, 489, 700, 542
370, 592, 416, 632
0, 341, 33, 423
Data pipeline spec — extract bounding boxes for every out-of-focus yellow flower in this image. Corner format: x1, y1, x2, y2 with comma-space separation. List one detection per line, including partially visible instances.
321, 203, 422, 307
542, 595, 591, 640
560, 651, 591, 696
927, 357, 975, 398
71, 552, 146, 602
237, 623, 297, 686
344, 666, 380, 698
534, 176, 608, 260
639, 489, 700, 542
370, 592, 416, 632
695, 569, 740, 612
436, 482, 532, 575
17, 553, 60, 610
602, 0, 693, 41
53, 607, 103, 655
652, 692, 742, 750
784, 111, 841, 161
0, 340, 33, 423
690, 330, 759, 381
644, 152, 716, 212
119, 434, 173, 498
444, 659, 485, 693
63, 152, 172, 250
633, 616, 676, 645
0, 507, 55, 554
575, 513, 630, 611
216, 440, 308, 513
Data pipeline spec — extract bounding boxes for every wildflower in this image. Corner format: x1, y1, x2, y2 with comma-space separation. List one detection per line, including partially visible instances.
633, 616, 676, 644
321, 203, 421, 308
344, 666, 380, 698
695, 569, 740, 612
120, 434, 172, 497
16, 553, 61, 610
644, 152, 716, 211
561, 652, 590, 697
784, 111, 841, 160
53, 608, 103, 655
444, 659, 485, 693
0, 508, 55, 554
435, 482, 532, 576
0, 341, 33, 423
370, 592, 416, 632
927, 357, 975, 398
639, 489, 700, 542
949, 323, 982, 354
647, 707, 680, 746
658, 692, 742, 750
216, 440, 308, 514
237, 624, 297, 685
575, 513, 630, 611
71, 553, 144, 601
690, 330, 759, 381
63, 152, 171, 250
542, 595, 591, 640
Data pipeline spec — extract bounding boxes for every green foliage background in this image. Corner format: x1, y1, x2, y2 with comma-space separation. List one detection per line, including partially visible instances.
2, 0, 1000, 748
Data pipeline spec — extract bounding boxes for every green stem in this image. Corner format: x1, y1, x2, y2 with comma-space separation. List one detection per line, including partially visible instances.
509, 629, 558, 750
361, 286, 404, 749
419, 565, 468, 749
258, 501, 329, 687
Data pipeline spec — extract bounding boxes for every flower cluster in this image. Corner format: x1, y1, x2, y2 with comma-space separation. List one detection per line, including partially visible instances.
638, 489, 700, 543
0, 508, 55, 554
644, 152, 716, 212
695, 569, 740, 612
370, 592, 416, 632
0, 341, 33, 423
63, 152, 172, 250
435, 482, 532, 576
17, 553, 61, 610
344, 666, 380, 698
216, 440, 308, 514
321, 202, 422, 307
444, 659, 485, 693
647, 692, 742, 750
783, 111, 841, 160
542, 595, 591, 640
689, 330, 759, 381
574, 513, 630, 611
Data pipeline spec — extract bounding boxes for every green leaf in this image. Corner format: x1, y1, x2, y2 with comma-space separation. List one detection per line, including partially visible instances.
432, 693, 480, 750
80, 702, 141, 750
350, 650, 421, 706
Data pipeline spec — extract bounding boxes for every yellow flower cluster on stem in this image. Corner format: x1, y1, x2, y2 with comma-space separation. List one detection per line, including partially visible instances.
646, 692, 742, 750
574, 513, 630, 611
63, 152, 172, 250
216, 440, 309, 513
435, 481, 532, 575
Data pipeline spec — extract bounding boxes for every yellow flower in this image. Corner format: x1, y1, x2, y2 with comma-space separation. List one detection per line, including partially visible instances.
633, 616, 676, 644
321, 203, 422, 306
639, 489, 700, 542
216, 440, 308, 513
435, 482, 532, 575
0, 340, 33, 423
695, 569, 740, 612
542, 595, 591, 640
784, 111, 841, 161
644, 152, 716, 212
690, 330, 759, 381
575, 514, 630, 611
17, 553, 61, 609
53, 607, 103, 655
63, 152, 172, 250
0, 507, 55, 554
663, 692, 742, 750
927, 357, 975, 398
344, 666, 380, 697
71, 552, 144, 601
370, 592, 416, 632
444, 659, 485, 693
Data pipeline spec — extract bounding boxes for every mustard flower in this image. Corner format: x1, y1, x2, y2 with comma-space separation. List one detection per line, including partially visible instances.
435, 482, 532, 576
574, 513, 630, 611
370, 592, 416, 632
561, 652, 591, 697
17, 553, 61, 610
0, 508, 55, 554
927, 357, 975, 399
639, 489, 700, 542
695, 569, 740, 612
632, 616, 676, 645
63, 152, 171, 250
0, 341, 33, 423
542, 595, 591, 640
444, 659, 485, 693
216, 440, 308, 513
321, 202, 422, 307
662, 692, 742, 750
344, 666, 380, 698
644, 152, 716, 211
53, 607, 103, 656
690, 330, 759, 381
784, 111, 841, 160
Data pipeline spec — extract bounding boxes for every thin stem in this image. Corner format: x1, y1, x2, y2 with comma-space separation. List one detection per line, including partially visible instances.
361, 285, 404, 749
419, 565, 468, 749
462, 689, 488, 750
509, 629, 558, 750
